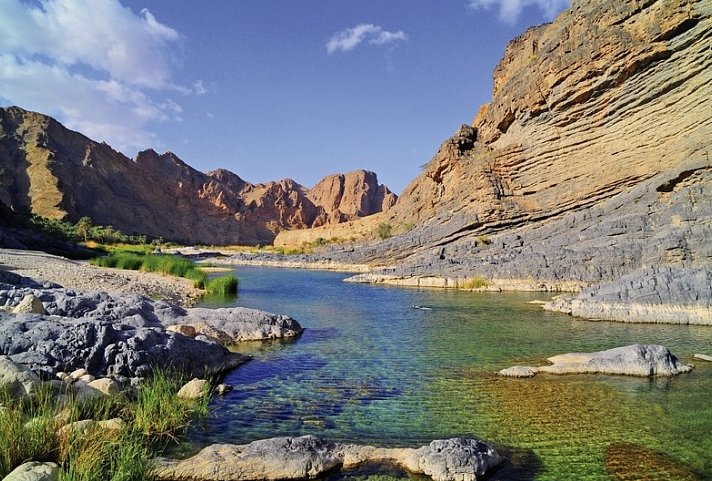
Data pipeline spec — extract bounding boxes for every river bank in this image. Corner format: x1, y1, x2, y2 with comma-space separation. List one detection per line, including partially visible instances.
0, 248, 200, 307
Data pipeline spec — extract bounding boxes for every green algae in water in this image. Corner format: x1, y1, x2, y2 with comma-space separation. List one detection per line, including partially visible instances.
191, 267, 712, 481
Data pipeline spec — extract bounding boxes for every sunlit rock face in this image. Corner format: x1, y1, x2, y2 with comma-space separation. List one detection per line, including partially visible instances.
0, 106, 395, 245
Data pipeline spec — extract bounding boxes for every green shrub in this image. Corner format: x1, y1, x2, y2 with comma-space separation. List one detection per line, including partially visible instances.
477, 235, 492, 246
131, 371, 209, 440
376, 223, 392, 240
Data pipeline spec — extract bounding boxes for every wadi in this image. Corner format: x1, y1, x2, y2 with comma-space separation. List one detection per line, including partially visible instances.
0, 0, 710, 480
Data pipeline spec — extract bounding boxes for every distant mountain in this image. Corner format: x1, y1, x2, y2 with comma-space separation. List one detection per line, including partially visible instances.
0, 106, 396, 244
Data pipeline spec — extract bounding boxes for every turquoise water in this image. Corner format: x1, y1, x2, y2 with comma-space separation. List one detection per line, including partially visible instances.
193, 266, 712, 481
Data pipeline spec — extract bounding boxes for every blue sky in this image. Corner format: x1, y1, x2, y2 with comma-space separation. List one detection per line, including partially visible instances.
0, 0, 570, 194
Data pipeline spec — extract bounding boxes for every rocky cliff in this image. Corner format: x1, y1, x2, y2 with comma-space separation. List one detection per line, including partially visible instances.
0, 106, 395, 244
313, 0, 711, 322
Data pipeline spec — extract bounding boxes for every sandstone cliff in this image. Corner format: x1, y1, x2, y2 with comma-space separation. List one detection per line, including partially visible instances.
299, 0, 711, 321
0, 106, 395, 244
388, 0, 710, 238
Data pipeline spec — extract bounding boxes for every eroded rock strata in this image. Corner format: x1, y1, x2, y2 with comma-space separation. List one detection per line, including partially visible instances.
309, 0, 712, 323
0, 106, 395, 245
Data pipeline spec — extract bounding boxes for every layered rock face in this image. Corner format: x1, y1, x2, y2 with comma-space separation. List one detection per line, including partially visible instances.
304, 0, 712, 323
390, 0, 711, 235
0, 106, 395, 244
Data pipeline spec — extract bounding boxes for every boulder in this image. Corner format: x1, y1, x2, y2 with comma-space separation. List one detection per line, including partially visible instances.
153, 436, 502, 481
498, 344, 693, 378
154, 436, 341, 481
0, 355, 41, 399
11, 295, 45, 315
98, 418, 125, 431
2, 461, 59, 481
410, 438, 504, 481
57, 419, 96, 438
88, 378, 121, 396
159, 306, 304, 343
177, 378, 210, 399
0, 311, 248, 379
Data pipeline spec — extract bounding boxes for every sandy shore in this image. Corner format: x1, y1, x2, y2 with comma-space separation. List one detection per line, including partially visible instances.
0, 249, 200, 307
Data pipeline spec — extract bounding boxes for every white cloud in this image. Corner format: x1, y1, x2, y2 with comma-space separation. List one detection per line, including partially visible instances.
467, 0, 571, 24
0, 0, 190, 153
193, 80, 207, 95
327, 24, 407, 53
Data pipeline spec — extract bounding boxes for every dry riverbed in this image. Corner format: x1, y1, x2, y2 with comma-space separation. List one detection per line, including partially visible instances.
0, 248, 200, 307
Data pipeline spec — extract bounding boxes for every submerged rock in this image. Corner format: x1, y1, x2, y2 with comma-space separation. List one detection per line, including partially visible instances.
153, 435, 503, 481
498, 344, 692, 378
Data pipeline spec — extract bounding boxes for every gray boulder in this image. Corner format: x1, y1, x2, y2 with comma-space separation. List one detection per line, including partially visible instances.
0, 311, 247, 378
153, 435, 503, 481
154, 436, 341, 481
159, 307, 303, 343
498, 344, 692, 378
411, 438, 503, 481
0, 355, 41, 399
1, 461, 59, 481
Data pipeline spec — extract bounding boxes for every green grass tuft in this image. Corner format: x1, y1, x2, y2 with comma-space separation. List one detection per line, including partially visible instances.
90, 252, 222, 291
205, 275, 238, 295
0, 370, 211, 481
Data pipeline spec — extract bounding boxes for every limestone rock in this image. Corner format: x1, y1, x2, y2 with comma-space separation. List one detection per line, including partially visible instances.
501, 344, 693, 378
57, 419, 96, 437
310, 0, 712, 324
411, 438, 503, 481
155, 436, 341, 481
177, 378, 209, 399
88, 378, 121, 396
307, 171, 397, 226
693, 354, 712, 362
97, 418, 125, 431
69, 369, 89, 381
0, 355, 41, 399
160, 306, 304, 343
153, 436, 503, 481
11, 294, 45, 315
2, 461, 59, 481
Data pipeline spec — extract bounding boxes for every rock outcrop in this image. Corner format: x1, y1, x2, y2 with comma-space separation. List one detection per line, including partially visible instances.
153, 435, 503, 481
0, 283, 302, 378
308, 171, 397, 226
0, 106, 395, 245
498, 344, 693, 377
311, 0, 712, 323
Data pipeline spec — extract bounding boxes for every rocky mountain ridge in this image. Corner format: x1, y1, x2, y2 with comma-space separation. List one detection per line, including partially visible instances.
0, 106, 396, 245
